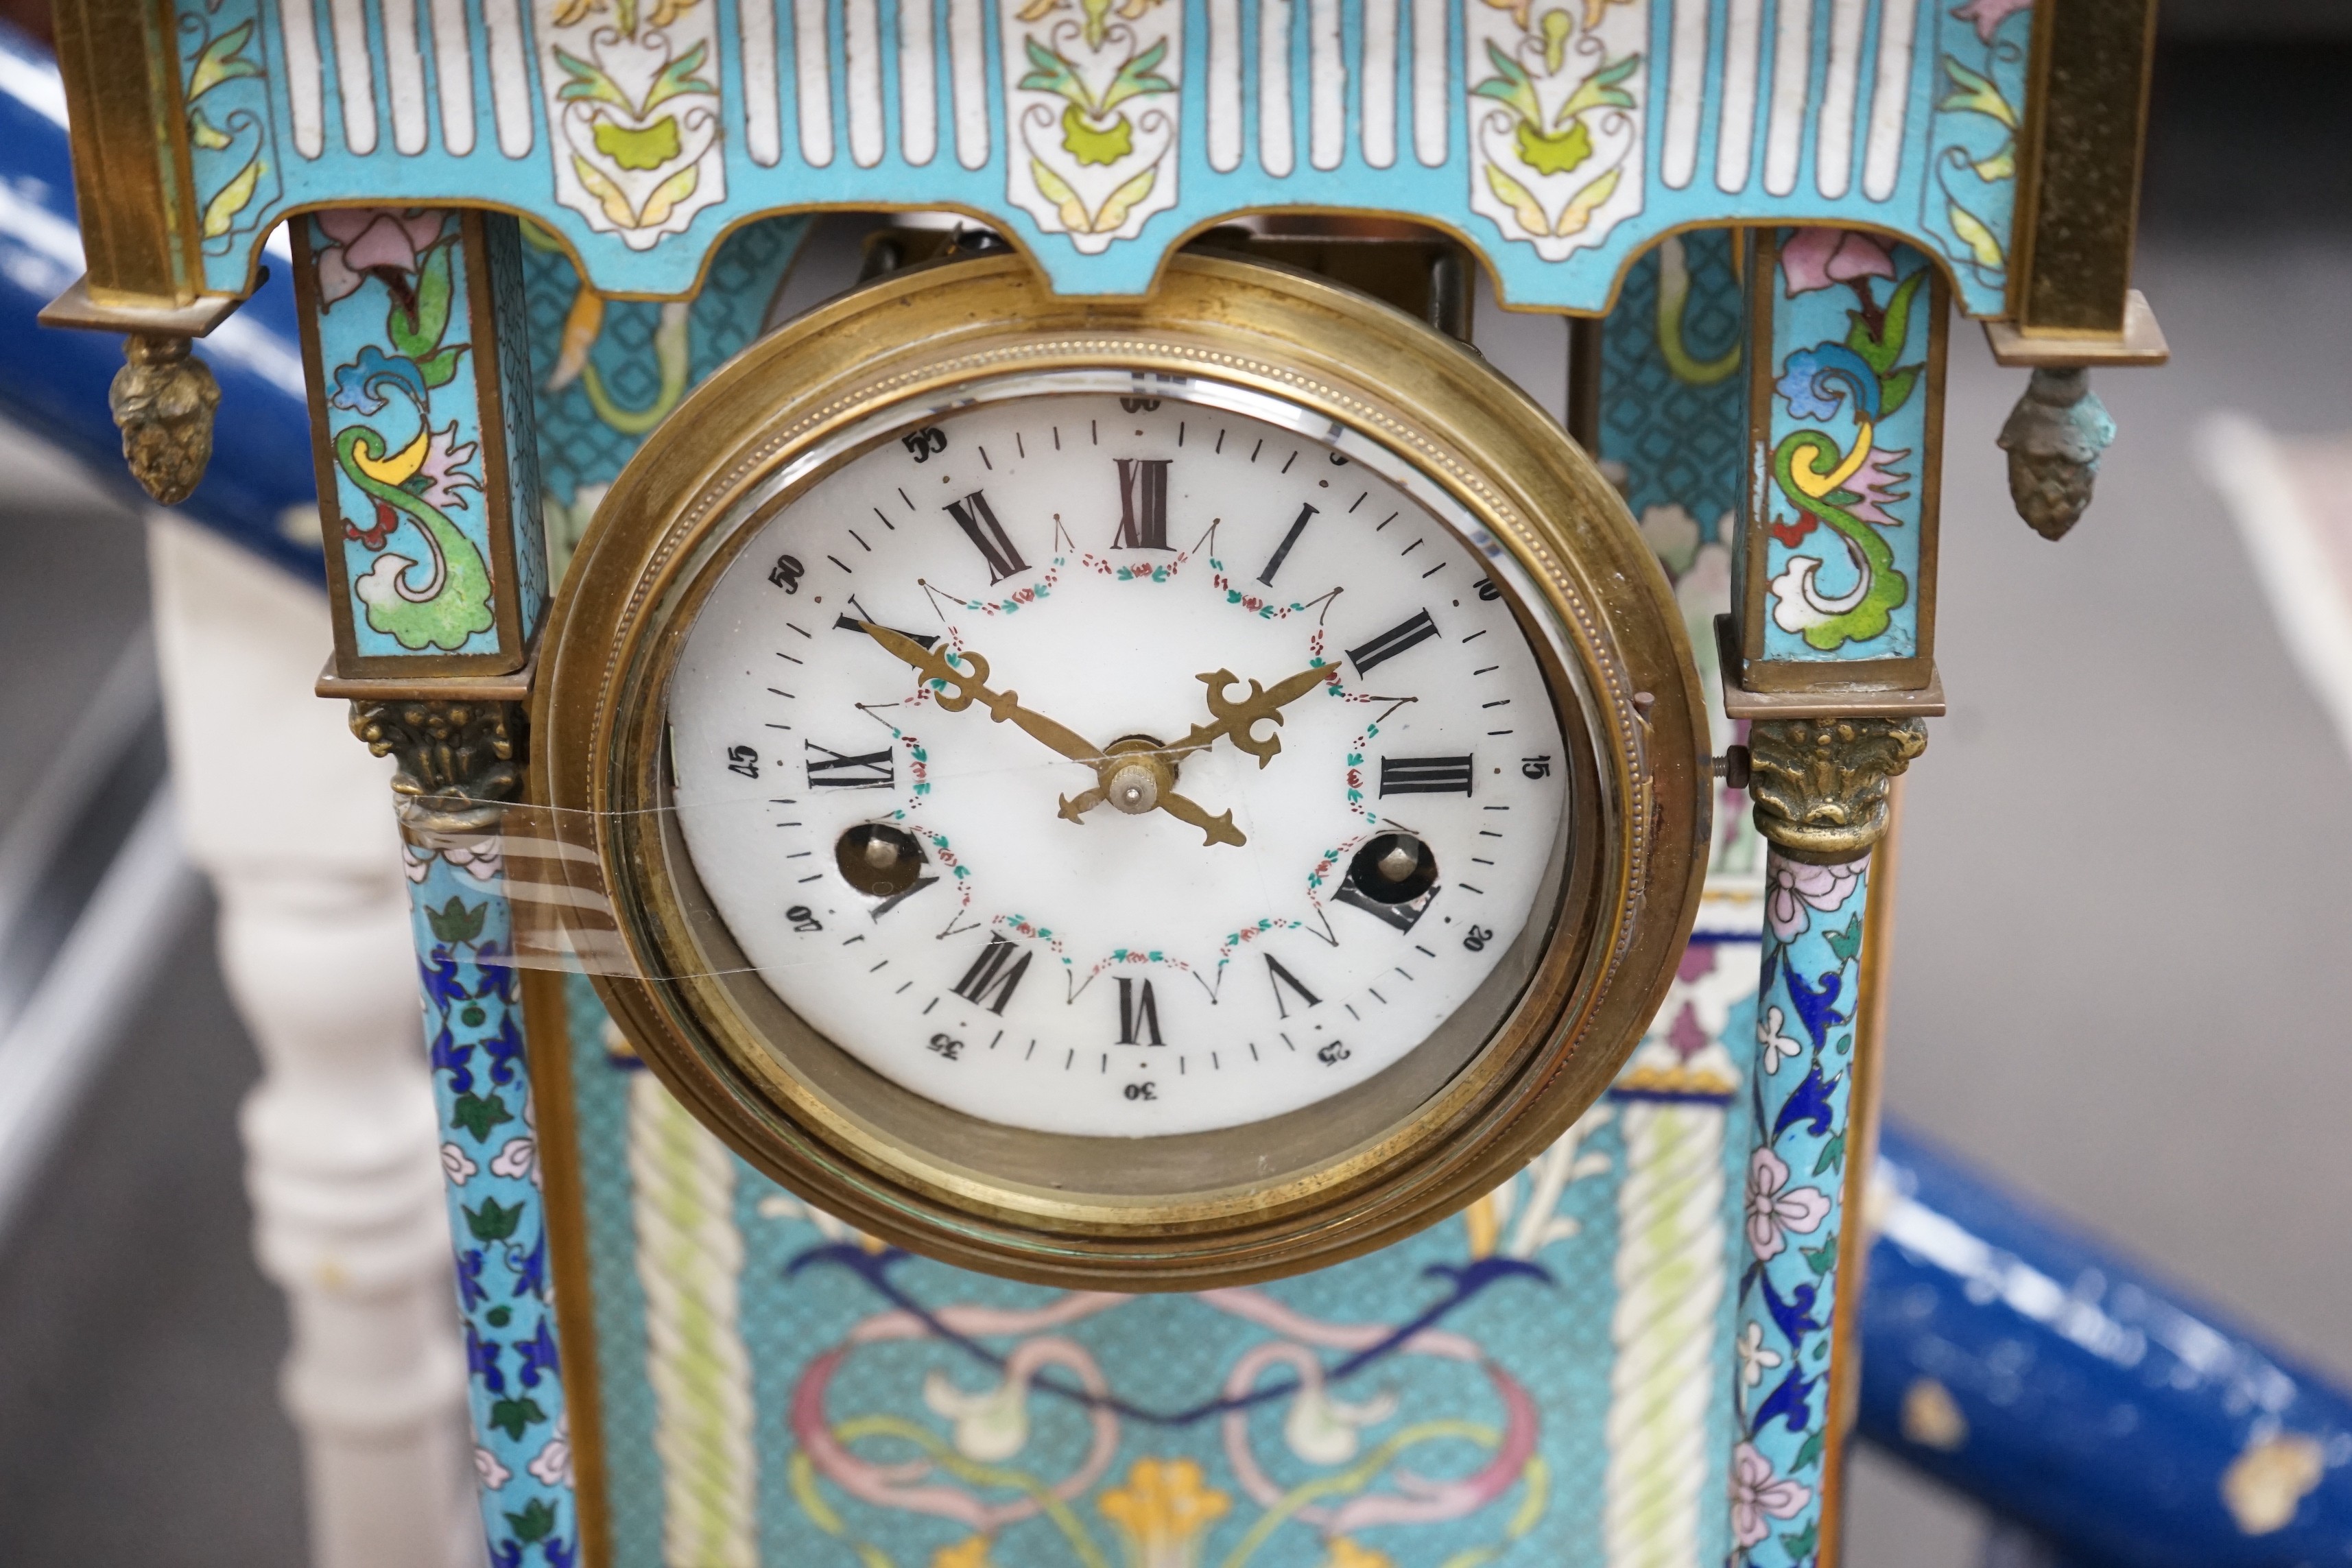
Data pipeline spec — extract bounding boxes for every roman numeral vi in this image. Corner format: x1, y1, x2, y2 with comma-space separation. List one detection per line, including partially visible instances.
1116, 977, 1165, 1046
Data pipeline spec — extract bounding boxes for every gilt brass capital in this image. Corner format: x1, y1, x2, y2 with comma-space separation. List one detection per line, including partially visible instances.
350, 699, 525, 831
1747, 717, 1928, 863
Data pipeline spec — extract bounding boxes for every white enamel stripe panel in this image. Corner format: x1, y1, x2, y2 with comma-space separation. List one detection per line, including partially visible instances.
794, 0, 835, 166
379, 0, 428, 154
1259, 0, 1294, 178
845, 0, 886, 169
1715, 0, 1763, 192
1307, 0, 1344, 171
744, 0, 784, 167
278, 0, 326, 158
1411, 0, 1447, 167
1662, 0, 1708, 190
482, 0, 532, 156
1863, 0, 1920, 201
327, 0, 378, 155
1360, 0, 1399, 169
899, 0, 938, 167
428, 0, 475, 156
948, 0, 988, 169
1208, 0, 1243, 172
1761, 0, 1811, 196
1816, 0, 1869, 198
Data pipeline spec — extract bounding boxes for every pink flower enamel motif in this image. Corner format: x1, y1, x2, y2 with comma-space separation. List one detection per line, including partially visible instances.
1765, 857, 1861, 940
1781, 227, 1897, 297
1744, 1146, 1831, 1262
1730, 1440, 1813, 1547
313, 209, 449, 305
1953, 0, 2032, 44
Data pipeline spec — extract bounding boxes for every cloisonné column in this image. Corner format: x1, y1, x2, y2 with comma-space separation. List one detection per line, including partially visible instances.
290, 202, 573, 1563
1722, 228, 1945, 1568
350, 698, 580, 1566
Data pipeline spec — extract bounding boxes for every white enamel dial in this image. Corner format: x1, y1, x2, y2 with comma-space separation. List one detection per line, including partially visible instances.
667, 389, 1569, 1137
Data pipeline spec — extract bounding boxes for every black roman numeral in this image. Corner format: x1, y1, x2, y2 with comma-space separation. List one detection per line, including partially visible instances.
1257, 502, 1316, 586
834, 595, 938, 649
1111, 458, 1172, 549
1115, 976, 1165, 1045
951, 935, 1032, 1015
805, 742, 895, 790
1379, 755, 1475, 796
1346, 609, 1440, 675
1266, 955, 1321, 1019
945, 490, 1028, 583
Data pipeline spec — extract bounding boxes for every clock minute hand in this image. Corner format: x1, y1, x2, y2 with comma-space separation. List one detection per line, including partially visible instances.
855, 621, 1105, 767
1174, 662, 1340, 766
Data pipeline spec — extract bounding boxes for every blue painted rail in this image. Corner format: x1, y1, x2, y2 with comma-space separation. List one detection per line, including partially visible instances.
0, 19, 316, 578
1865, 1125, 2352, 1567
8, 22, 2349, 1567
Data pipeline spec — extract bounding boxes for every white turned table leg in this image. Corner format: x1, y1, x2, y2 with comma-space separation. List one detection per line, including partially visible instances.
147, 514, 479, 1568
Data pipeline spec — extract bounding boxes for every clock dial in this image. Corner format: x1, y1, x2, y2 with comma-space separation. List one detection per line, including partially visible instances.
666, 391, 1570, 1137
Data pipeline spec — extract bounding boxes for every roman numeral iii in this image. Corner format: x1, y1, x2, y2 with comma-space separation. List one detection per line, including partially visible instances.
1346, 609, 1440, 675
1379, 755, 1475, 796
1111, 458, 1172, 550
945, 490, 1029, 583
951, 935, 1032, 1015
1115, 977, 1166, 1046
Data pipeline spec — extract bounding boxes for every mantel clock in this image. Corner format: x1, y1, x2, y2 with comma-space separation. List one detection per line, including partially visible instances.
541, 249, 1709, 1286
33, 0, 2169, 1559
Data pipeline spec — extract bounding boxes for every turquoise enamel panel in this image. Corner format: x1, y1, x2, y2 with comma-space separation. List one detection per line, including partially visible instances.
179, 0, 2034, 315
1750, 228, 1941, 672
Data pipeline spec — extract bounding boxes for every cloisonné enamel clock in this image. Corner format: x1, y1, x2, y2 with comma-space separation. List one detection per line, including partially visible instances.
538, 251, 1709, 1288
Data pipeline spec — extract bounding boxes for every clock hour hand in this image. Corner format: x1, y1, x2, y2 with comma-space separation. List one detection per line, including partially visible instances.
859, 621, 1247, 848
1173, 662, 1340, 766
855, 621, 1104, 767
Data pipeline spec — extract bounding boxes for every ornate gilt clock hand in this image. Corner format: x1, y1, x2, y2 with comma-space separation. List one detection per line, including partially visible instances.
858, 622, 1246, 846
855, 621, 1104, 765
1171, 662, 1340, 766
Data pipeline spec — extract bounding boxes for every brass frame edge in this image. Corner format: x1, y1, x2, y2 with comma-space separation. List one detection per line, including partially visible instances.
38, 276, 246, 336
1986, 289, 2169, 367
316, 649, 538, 702
1715, 617, 1947, 720
1815, 777, 1905, 1568
49, 0, 204, 307
2007, 0, 2160, 336
520, 967, 613, 1568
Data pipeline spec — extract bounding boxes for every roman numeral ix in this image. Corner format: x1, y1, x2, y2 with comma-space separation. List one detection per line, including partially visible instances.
805, 741, 896, 790
1346, 609, 1440, 675
945, 489, 1029, 583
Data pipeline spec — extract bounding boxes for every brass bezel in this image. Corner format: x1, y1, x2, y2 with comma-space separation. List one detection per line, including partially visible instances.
537, 253, 1709, 1290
